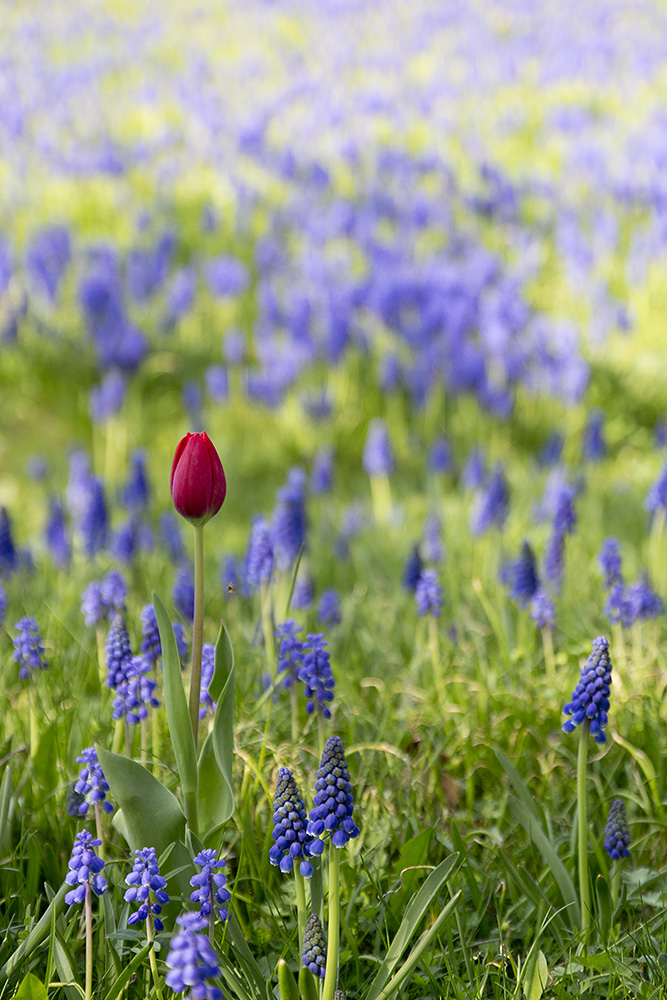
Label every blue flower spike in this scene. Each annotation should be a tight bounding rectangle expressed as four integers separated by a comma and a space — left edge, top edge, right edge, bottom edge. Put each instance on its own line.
165, 911, 223, 1000
562, 636, 613, 744
191, 848, 231, 921
269, 768, 316, 877
124, 846, 170, 932
308, 735, 359, 850
604, 799, 631, 861
302, 912, 327, 979
65, 830, 107, 906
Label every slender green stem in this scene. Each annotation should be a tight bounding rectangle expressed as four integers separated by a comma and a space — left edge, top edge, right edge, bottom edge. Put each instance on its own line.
152, 663, 161, 776
112, 718, 124, 754
189, 524, 205, 752
291, 680, 300, 744
611, 864, 621, 912
295, 869, 307, 951
310, 858, 324, 925
84, 882, 93, 1000
577, 722, 591, 944
322, 842, 340, 1000
124, 721, 132, 759
147, 914, 164, 1000
541, 627, 555, 686
94, 803, 103, 859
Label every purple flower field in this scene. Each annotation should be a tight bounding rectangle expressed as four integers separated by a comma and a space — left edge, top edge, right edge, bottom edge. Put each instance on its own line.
2, 2, 667, 998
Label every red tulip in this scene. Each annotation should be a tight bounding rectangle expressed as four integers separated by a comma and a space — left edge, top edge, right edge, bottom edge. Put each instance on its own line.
170, 432, 226, 526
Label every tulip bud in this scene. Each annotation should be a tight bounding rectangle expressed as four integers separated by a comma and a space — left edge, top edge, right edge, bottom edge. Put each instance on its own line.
170, 432, 226, 526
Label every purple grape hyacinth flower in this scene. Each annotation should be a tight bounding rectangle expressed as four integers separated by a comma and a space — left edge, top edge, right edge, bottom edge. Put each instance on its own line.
105, 613, 133, 689
65, 830, 107, 905
74, 746, 113, 815
415, 569, 443, 617
302, 913, 327, 979
275, 620, 304, 690
562, 636, 613, 744
124, 846, 170, 931
307, 735, 360, 850
298, 634, 335, 718
604, 799, 631, 860
165, 911, 223, 1000
362, 419, 393, 477
13, 617, 49, 680
269, 768, 316, 877
190, 848, 231, 921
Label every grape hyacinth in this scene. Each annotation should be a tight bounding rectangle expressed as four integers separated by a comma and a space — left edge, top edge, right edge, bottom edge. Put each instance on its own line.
45, 498, 70, 567
0, 581, 6, 627
530, 587, 555, 631
81, 570, 127, 627
165, 911, 223, 1000
245, 515, 275, 591
645, 456, 667, 513
403, 544, 423, 593
269, 768, 316, 876
543, 483, 576, 593
562, 636, 613, 744
105, 613, 133, 688
598, 538, 623, 590
272, 467, 308, 570
74, 746, 113, 815
64, 830, 107, 905
308, 735, 360, 849
415, 569, 443, 618
139, 603, 161, 667
12, 616, 49, 679
124, 846, 170, 931
173, 565, 195, 622
292, 569, 315, 610
298, 634, 335, 718
469, 464, 509, 536
318, 589, 341, 627
276, 620, 304, 689
362, 418, 393, 477
604, 799, 631, 860
190, 848, 231, 921
80, 476, 109, 557
507, 541, 539, 608
199, 643, 216, 718
112, 656, 160, 724
0, 506, 18, 576
302, 913, 327, 979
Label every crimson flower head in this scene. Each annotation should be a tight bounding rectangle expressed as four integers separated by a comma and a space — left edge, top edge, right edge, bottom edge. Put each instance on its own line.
170, 432, 226, 527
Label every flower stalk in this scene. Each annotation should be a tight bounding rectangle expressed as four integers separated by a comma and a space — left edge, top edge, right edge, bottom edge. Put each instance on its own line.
189, 523, 205, 750
577, 721, 591, 944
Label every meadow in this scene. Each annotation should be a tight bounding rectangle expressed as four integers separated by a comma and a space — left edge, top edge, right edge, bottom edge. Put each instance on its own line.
2, 1, 667, 997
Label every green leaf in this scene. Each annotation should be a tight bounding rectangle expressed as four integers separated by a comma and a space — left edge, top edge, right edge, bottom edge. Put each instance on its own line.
97, 747, 186, 854
612, 734, 664, 820
494, 748, 546, 827
53, 934, 81, 1000
153, 591, 198, 802
507, 795, 580, 929
523, 949, 548, 1000
0, 764, 14, 855
365, 854, 461, 1000
0, 883, 67, 986
373, 890, 463, 1000
103, 940, 152, 1000
197, 621, 235, 836
278, 959, 300, 1000
14, 973, 49, 1000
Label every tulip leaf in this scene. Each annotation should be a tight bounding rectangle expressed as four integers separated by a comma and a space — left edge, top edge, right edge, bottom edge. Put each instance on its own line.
197, 621, 235, 835
97, 747, 186, 854
14, 973, 48, 1000
153, 590, 198, 805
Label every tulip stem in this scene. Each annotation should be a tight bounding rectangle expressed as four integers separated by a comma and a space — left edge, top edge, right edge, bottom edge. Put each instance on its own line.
189, 524, 205, 751
577, 721, 591, 945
